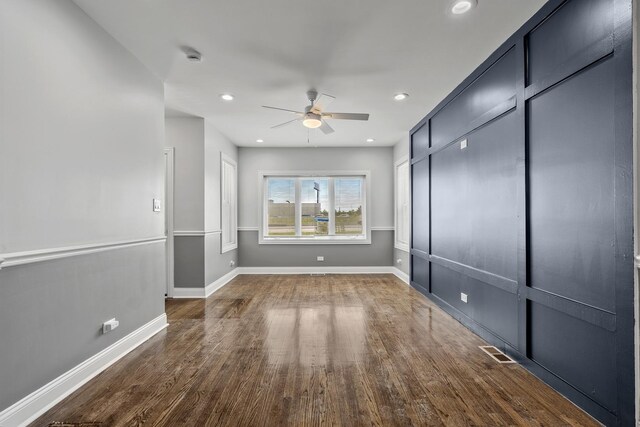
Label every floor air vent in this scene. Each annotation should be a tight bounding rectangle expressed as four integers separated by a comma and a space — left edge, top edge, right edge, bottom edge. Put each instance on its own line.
479, 346, 516, 364
310, 273, 327, 276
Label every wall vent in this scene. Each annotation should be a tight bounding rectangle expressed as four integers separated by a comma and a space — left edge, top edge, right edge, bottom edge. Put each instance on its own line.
479, 346, 516, 364
310, 273, 327, 276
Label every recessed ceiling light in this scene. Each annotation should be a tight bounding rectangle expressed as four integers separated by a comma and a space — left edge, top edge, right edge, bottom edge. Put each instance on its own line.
451, 0, 477, 14
220, 93, 234, 101
366, 138, 375, 143
256, 139, 264, 143
394, 93, 409, 101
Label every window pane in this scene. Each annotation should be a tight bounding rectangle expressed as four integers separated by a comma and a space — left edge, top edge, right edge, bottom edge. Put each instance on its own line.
335, 178, 363, 235
267, 178, 295, 236
300, 178, 329, 236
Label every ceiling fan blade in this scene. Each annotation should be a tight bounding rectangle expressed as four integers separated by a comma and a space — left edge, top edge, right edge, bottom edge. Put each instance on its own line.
323, 112, 370, 121
319, 120, 335, 135
271, 118, 301, 129
312, 93, 335, 112
262, 105, 303, 115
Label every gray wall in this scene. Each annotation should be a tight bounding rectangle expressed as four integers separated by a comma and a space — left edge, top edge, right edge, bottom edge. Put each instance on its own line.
166, 117, 205, 232
165, 118, 238, 288
0, 0, 165, 412
393, 137, 410, 275
238, 147, 394, 228
239, 230, 393, 267
237, 147, 394, 267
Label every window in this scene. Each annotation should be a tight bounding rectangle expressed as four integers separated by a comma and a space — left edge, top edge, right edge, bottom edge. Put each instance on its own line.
395, 158, 410, 251
260, 171, 370, 244
221, 153, 237, 252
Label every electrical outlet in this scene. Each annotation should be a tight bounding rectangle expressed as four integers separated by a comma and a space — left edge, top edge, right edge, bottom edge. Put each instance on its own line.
102, 318, 119, 334
153, 198, 161, 212
317, 256, 324, 262
460, 139, 468, 150
230, 260, 235, 267
460, 292, 468, 303
396, 258, 403, 264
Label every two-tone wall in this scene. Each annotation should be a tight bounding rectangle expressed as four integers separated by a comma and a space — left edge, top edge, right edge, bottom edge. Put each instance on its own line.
165, 117, 238, 291
0, 0, 166, 418
237, 147, 394, 268
410, 0, 634, 424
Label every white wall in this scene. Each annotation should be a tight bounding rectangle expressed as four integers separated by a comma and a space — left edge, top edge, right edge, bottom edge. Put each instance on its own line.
165, 117, 238, 287
205, 121, 238, 233
393, 135, 411, 276
238, 147, 394, 228
0, 0, 164, 254
0, 0, 166, 415
165, 117, 205, 232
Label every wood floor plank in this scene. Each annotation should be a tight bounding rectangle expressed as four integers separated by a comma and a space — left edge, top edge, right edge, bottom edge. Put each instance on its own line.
31, 274, 599, 427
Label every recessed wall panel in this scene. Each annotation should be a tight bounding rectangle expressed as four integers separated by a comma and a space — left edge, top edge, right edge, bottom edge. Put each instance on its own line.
529, 302, 616, 410
431, 111, 518, 281
411, 158, 429, 253
527, 0, 614, 85
528, 57, 616, 312
431, 48, 516, 150
411, 123, 429, 158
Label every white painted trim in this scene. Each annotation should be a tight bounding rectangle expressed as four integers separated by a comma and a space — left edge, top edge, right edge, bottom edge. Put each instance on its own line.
258, 170, 372, 245
237, 267, 409, 283
173, 230, 222, 237
392, 267, 410, 285
0, 313, 168, 427
394, 156, 411, 253
239, 226, 392, 232
172, 268, 240, 298
221, 153, 238, 253
0, 237, 167, 270
165, 147, 176, 298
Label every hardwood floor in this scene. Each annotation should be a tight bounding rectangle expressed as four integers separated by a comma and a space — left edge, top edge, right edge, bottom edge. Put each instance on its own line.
32, 274, 598, 426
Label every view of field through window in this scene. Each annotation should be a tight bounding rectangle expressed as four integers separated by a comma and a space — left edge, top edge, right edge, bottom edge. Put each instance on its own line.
266, 176, 364, 238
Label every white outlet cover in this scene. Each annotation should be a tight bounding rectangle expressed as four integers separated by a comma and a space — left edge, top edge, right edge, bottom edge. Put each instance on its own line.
460, 139, 468, 149
461, 292, 468, 303
153, 198, 161, 212
317, 256, 324, 261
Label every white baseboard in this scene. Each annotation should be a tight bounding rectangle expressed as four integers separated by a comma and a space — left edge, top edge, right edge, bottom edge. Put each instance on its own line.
392, 268, 410, 285
236, 265, 410, 285
173, 268, 239, 299
0, 313, 168, 427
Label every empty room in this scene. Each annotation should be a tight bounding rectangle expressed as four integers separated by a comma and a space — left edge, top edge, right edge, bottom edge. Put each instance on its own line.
0, 0, 638, 426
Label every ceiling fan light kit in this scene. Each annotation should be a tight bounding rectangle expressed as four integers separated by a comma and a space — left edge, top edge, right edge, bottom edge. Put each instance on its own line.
450, 0, 477, 15
262, 90, 370, 135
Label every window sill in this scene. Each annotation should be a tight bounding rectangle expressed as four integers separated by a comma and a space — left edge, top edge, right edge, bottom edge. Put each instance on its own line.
259, 235, 371, 245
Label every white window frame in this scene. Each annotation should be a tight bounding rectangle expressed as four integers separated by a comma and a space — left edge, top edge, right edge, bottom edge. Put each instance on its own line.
394, 157, 410, 252
258, 170, 371, 245
220, 153, 238, 253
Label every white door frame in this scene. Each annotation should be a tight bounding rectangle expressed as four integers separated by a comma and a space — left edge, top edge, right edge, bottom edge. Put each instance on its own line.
164, 148, 175, 298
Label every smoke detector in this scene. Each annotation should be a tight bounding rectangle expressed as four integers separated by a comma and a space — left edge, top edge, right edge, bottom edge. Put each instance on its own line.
183, 47, 202, 62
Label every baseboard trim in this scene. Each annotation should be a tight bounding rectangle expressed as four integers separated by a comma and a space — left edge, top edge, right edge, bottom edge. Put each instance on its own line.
173, 268, 239, 298
0, 313, 168, 427
171, 267, 408, 299
392, 268, 410, 284
237, 266, 409, 284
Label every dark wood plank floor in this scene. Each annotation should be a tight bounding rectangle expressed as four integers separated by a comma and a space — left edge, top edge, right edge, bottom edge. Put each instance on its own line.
32, 274, 598, 426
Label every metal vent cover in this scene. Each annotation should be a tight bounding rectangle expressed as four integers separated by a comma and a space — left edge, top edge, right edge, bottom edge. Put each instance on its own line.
479, 346, 516, 364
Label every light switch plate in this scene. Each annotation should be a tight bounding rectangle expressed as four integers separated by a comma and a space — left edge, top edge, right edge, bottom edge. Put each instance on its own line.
153, 199, 161, 212
461, 292, 468, 303
460, 139, 468, 150
317, 256, 324, 262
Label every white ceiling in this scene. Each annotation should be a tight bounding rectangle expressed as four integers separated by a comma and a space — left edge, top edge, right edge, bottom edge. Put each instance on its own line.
74, 0, 547, 147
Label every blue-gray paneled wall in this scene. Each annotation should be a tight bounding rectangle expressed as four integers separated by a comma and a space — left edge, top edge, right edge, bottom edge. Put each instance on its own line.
409, 0, 633, 425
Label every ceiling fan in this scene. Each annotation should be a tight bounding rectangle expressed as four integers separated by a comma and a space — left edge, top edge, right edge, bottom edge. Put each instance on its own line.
262, 90, 370, 135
